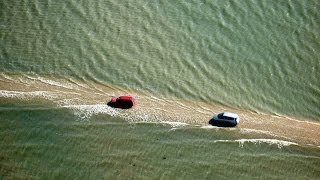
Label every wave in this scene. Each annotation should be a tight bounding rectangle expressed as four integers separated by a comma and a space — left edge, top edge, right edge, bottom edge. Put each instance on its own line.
160, 121, 189, 128
0, 90, 57, 100
213, 139, 298, 149
62, 104, 120, 121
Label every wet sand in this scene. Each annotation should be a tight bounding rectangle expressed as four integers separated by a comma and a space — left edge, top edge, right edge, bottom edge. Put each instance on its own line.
1, 73, 320, 146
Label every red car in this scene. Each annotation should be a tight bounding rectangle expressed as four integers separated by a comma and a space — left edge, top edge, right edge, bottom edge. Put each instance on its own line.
107, 96, 135, 109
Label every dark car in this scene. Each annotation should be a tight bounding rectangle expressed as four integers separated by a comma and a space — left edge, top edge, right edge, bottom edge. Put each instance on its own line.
209, 112, 240, 127
107, 96, 135, 109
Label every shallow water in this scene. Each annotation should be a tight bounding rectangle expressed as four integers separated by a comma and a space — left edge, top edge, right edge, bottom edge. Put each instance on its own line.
1, 0, 320, 179
1, 104, 320, 179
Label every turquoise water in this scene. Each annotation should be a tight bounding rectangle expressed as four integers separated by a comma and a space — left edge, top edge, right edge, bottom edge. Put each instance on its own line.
1, 0, 320, 179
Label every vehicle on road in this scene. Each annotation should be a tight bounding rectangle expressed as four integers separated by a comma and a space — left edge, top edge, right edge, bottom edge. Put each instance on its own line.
209, 112, 240, 127
107, 96, 135, 109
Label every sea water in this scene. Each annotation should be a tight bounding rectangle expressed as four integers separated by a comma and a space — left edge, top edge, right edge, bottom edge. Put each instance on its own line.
1, 0, 320, 179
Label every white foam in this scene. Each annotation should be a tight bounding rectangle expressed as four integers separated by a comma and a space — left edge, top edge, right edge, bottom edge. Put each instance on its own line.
62, 103, 191, 124
62, 104, 120, 121
200, 125, 241, 130
36, 77, 79, 90
123, 111, 158, 122
62, 104, 147, 122
0, 90, 57, 100
0, 73, 16, 81
160, 121, 189, 128
306, 144, 320, 148
240, 128, 278, 137
213, 139, 298, 148
268, 113, 320, 126
201, 125, 220, 129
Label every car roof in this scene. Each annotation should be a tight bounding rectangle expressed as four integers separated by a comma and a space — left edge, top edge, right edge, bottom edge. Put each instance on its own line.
119, 96, 134, 101
223, 112, 239, 118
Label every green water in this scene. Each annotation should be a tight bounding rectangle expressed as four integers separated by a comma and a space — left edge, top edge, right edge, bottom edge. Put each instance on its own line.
1, 104, 319, 179
1, 0, 320, 179
1, 0, 319, 119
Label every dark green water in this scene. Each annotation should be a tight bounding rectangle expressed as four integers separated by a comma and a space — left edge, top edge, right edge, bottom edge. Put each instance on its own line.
1, 0, 320, 179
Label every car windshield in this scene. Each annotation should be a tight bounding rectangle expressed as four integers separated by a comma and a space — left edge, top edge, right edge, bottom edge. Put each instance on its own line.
217, 113, 224, 119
